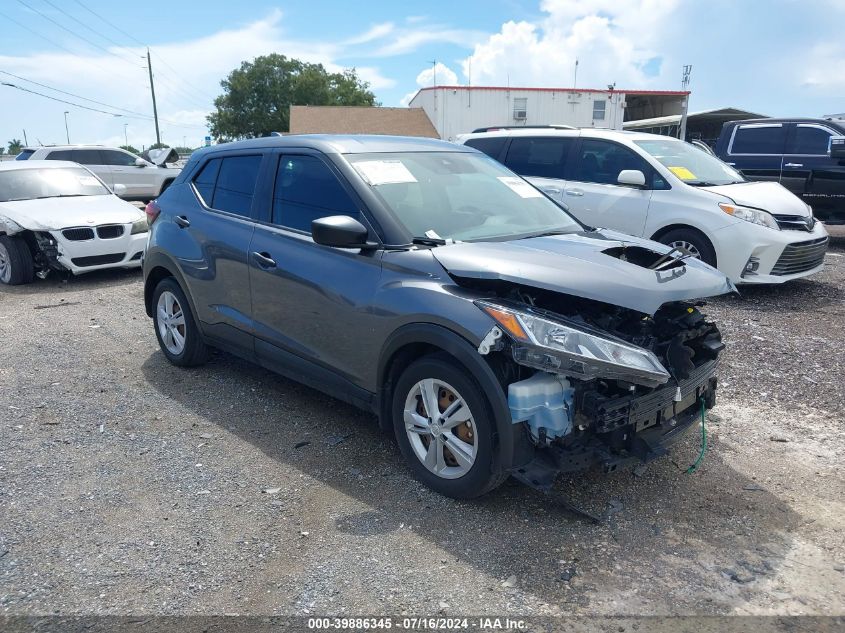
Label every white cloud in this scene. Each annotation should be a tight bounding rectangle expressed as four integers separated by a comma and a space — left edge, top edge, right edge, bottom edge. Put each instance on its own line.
399, 62, 460, 107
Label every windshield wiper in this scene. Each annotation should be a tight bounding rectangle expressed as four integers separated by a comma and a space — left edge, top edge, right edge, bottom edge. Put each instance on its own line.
29, 194, 89, 200
412, 236, 447, 247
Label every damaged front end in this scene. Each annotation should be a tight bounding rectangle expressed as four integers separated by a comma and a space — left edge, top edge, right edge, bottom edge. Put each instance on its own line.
472, 284, 724, 489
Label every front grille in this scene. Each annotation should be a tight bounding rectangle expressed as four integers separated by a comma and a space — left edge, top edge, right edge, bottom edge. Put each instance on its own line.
71, 253, 125, 267
130, 251, 143, 261
96, 224, 124, 239
773, 214, 816, 231
62, 227, 94, 241
771, 237, 829, 276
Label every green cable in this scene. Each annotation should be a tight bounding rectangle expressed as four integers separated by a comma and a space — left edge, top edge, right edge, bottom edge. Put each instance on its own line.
685, 397, 708, 474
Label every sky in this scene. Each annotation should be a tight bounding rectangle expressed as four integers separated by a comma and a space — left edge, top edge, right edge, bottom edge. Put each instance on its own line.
0, 0, 843, 150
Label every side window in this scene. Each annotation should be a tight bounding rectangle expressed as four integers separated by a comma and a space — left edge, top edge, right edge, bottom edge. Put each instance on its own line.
272, 155, 357, 232
101, 150, 137, 166
46, 150, 74, 161
730, 125, 786, 154
72, 149, 104, 165
211, 155, 262, 216
192, 158, 221, 206
788, 126, 833, 155
504, 137, 573, 179
572, 139, 651, 186
463, 136, 507, 160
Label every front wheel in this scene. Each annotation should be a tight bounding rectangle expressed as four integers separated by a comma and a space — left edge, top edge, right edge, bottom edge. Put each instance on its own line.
392, 354, 507, 499
0, 235, 35, 285
658, 228, 717, 267
151, 277, 209, 366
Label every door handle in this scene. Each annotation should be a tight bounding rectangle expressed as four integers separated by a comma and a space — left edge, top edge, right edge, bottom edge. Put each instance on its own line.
174, 215, 190, 228
542, 187, 561, 195
566, 189, 585, 197
252, 251, 276, 269
725, 162, 736, 166
784, 162, 803, 168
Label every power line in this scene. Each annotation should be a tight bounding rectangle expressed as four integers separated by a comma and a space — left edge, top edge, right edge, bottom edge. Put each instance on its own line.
71, 0, 144, 47
41, 0, 141, 62
15, 0, 143, 69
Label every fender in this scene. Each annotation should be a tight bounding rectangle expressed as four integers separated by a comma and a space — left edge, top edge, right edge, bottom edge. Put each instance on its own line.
377, 322, 529, 472
142, 248, 201, 322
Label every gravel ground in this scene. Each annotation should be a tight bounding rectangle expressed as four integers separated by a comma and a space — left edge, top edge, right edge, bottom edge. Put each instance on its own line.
1, 235, 844, 619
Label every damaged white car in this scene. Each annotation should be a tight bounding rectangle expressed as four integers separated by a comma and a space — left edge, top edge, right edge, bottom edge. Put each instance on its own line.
0, 160, 148, 285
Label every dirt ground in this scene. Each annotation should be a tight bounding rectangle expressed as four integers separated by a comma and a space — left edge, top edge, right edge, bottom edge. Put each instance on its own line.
1, 236, 843, 621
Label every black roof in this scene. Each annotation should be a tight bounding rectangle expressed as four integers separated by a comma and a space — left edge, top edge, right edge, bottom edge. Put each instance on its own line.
192, 134, 469, 159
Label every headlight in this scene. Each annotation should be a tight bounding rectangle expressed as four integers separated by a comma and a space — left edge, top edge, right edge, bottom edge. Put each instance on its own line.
130, 217, 149, 234
476, 301, 670, 387
718, 203, 779, 230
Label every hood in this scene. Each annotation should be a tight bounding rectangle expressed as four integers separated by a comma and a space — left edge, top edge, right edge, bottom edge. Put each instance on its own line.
701, 181, 810, 216
432, 230, 736, 315
143, 147, 180, 167
0, 194, 143, 231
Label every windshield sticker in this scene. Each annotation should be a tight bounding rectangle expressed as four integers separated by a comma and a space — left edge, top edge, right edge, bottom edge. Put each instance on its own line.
497, 176, 543, 198
668, 166, 697, 180
353, 160, 417, 186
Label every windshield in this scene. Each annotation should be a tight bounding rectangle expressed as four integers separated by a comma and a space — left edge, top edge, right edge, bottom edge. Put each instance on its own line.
635, 139, 745, 186
0, 167, 110, 202
346, 152, 582, 241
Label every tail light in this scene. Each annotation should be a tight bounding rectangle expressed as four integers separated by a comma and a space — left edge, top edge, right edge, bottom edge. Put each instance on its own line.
145, 200, 161, 225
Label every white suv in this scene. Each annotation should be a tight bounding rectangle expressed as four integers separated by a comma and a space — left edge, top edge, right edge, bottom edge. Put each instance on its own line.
16, 145, 180, 202
458, 128, 829, 284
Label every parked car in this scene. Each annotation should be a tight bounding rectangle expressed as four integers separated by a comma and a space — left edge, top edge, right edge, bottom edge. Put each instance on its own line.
0, 160, 148, 284
458, 128, 829, 284
16, 145, 180, 202
143, 134, 732, 499
714, 118, 845, 225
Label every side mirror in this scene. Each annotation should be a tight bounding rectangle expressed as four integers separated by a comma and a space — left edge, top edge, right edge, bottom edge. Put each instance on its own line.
113, 183, 127, 196
135, 157, 147, 167
830, 136, 845, 159
311, 215, 377, 249
618, 169, 646, 187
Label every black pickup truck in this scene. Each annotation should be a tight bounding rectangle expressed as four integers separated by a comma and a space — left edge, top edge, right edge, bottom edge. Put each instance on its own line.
714, 118, 845, 224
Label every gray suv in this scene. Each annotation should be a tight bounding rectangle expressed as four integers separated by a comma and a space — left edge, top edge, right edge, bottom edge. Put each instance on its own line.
143, 135, 733, 498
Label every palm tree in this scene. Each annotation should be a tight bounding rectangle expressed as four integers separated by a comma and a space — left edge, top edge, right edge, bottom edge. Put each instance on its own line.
7, 139, 23, 155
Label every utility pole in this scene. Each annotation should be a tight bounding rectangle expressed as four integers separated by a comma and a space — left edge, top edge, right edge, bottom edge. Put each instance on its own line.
63, 111, 70, 143
22, 129, 28, 146
147, 48, 161, 145
124, 123, 129, 147
573, 58, 579, 89
679, 64, 692, 141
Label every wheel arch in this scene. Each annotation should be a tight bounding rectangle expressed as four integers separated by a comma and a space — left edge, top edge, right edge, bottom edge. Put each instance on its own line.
377, 322, 525, 471
143, 251, 199, 321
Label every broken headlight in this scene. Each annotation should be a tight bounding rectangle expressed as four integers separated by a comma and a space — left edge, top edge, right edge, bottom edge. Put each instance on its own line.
477, 301, 670, 387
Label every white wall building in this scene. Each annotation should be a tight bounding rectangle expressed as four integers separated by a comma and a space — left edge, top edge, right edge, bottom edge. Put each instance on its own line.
408, 86, 689, 141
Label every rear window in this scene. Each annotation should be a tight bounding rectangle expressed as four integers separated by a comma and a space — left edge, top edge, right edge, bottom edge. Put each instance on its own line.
504, 137, 574, 179
15, 149, 35, 161
463, 136, 507, 160
730, 125, 787, 154
192, 155, 261, 217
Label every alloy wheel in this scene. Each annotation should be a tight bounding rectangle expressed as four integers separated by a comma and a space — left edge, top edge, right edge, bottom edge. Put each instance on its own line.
0, 242, 10, 283
156, 290, 187, 355
668, 239, 702, 260
403, 378, 477, 479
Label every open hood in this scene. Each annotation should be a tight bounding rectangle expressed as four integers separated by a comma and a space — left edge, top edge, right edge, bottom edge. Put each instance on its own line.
701, 181, 810, 216
432, 230, 736, 315
142, 147, 179, 166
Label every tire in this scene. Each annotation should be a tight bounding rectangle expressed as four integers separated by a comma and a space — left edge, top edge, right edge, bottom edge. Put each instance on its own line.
657, 228, 717, 267
0, 235, 35, 285
392, 353, 507, 499
151, 277, 209, 367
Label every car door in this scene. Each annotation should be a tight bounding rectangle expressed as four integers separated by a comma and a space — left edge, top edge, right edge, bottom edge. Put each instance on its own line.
723, 122, 787, 183
248, 151, 382, 392
782, 122, 844, 220
68, 149, 113, 188
562, 138, 653, 236
101, 149, 147, 197
179, 153, 262, 353
500, 136, 576, 201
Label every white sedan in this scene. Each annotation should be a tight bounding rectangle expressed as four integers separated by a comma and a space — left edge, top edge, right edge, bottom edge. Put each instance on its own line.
0, 160, 149, 285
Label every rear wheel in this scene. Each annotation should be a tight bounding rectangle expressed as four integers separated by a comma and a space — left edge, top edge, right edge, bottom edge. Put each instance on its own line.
0, 235, 35, 285
151, 277, 208, 366
392, 354, 507, 498
658, 228, 717, 267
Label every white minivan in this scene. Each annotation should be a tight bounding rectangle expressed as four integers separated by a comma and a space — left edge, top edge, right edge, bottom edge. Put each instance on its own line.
458, 128, 829, 284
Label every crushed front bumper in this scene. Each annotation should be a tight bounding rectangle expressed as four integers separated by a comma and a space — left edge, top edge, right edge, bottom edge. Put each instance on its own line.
510, 360, 718, 490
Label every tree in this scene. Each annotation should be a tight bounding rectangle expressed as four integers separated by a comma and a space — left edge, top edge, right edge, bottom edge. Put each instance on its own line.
207, 54, 376, 140
8, 139, 23, 154
119, 144, 140, 155
147, 142, 170, 151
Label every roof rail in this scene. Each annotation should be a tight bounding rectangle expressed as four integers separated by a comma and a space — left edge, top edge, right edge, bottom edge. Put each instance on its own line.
471, 124, 576, 133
